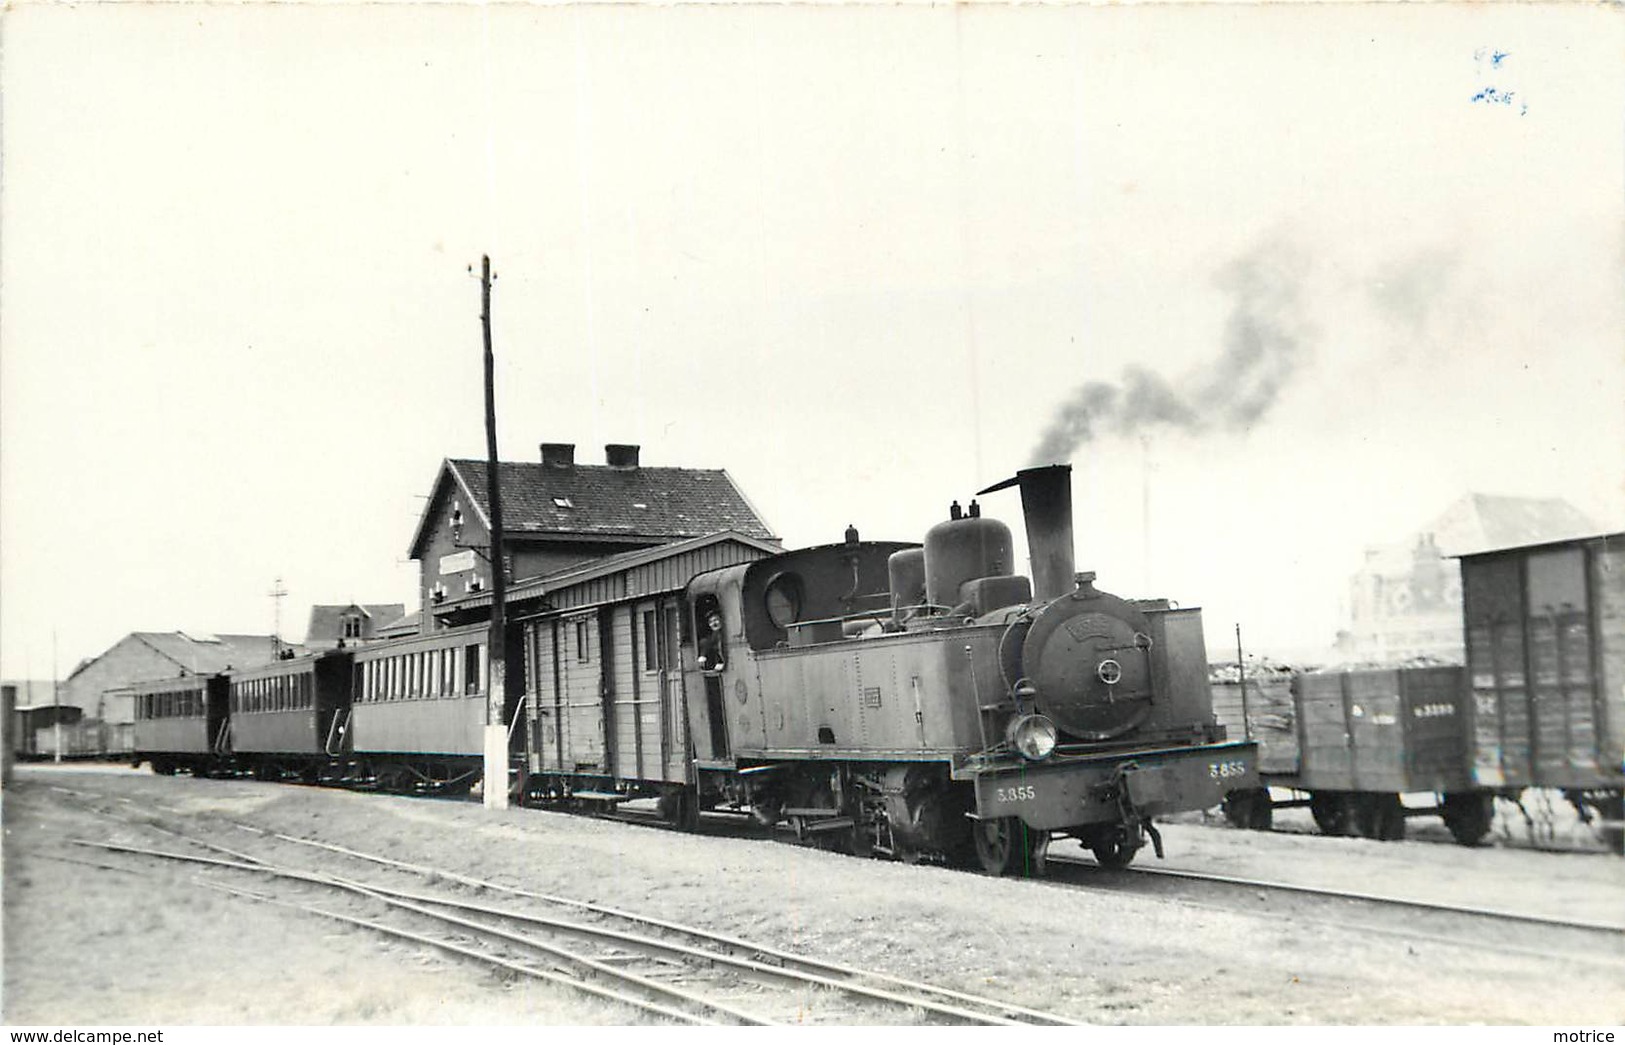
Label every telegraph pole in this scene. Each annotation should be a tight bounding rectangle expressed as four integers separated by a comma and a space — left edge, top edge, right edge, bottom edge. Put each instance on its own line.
268, 577, 288, 659
52, 630, 61, 764
480, 255, 509, 810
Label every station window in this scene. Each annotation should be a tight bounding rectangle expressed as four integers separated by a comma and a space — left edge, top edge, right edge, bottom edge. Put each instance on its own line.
575, 620, 590, 662
343, 615, 363, 640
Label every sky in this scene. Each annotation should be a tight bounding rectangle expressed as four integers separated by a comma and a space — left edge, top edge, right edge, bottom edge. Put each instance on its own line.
3, 1, 1622, 678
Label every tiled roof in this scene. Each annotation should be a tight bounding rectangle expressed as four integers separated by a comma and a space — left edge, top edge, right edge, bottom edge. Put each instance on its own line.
128, 632, 296, 675
446, 530, 785, 613
1356, 493, 1604, 576
1426, 494, 1602, 557
376, 610, 420, 634
305, 603, 407, 640
443, 460, 775, 543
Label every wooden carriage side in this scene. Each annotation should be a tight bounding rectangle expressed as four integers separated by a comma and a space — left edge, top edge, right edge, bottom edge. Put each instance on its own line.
513, 533, 780, 793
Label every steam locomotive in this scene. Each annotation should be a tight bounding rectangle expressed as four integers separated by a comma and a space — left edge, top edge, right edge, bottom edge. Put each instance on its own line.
523, 464, 1254, 877
133, 464, 1259, 876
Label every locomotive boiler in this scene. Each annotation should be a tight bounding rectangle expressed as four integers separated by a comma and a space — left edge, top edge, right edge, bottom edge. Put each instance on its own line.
680, 464, 1258, 874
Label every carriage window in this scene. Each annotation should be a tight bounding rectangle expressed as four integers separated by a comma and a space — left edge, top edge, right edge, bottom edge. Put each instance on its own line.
643, 610, 658, 672
464, 644, 482, 694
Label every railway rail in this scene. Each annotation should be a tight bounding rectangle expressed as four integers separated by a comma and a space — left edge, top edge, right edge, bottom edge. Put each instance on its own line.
52, 786, 1076, 1026
1043, 850, 1625, 967
50, 778, 1625, 949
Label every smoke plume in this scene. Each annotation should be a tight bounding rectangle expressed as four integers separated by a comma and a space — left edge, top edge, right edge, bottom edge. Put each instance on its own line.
1030, 240, 1314, 466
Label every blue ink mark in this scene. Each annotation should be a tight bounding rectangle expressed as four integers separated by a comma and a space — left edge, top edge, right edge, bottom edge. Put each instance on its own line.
1471, 86, 1528, 116
1471, 48, 1527, 115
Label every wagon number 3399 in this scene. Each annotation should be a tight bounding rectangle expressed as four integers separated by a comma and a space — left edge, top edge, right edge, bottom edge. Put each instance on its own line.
1209, 760, 1248, 780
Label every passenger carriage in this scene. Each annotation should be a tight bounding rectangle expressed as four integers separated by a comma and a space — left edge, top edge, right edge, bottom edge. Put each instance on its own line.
131, 673, 230, 776
347, 624, 492, 793
228, 652, 352, 780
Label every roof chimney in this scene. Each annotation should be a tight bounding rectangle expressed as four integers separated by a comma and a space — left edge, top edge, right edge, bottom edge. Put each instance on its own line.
605, 444, 640, 469
540, 443, 575, 469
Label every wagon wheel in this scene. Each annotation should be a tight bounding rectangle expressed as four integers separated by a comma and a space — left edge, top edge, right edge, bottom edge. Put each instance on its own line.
1309, 793, 1355, 836
657, 787, 701, 832
1585, 791, 1623, 855
1222, 788, 1273, 831
972, 817, 1047, 877
152, 759, 176, 777
1089, 828, 1144, 870
1440, 791, 1494, 847
1354, 792, 1407, 841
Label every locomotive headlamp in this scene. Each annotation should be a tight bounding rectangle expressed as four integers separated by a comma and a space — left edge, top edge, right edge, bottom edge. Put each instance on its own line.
1006, 713, 1059, 761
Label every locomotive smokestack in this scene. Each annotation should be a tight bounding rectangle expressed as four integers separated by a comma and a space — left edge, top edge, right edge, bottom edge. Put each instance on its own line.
977, 464, 1076, 601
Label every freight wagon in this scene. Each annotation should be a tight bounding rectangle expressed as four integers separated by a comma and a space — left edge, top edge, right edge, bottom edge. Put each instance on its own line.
1458, 531, 1624, 851
1214, 665, 1494, 844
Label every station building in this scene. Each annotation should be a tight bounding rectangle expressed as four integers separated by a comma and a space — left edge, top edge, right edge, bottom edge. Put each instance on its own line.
406, 442, 778, 634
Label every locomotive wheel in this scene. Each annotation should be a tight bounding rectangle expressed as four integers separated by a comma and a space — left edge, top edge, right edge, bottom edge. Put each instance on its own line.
1354, 792, 1407, 841
972, 817, 1047, 877
1440, 792, 1494, 847
1222, 788, 1273, 831
1309, 793, 1354, 836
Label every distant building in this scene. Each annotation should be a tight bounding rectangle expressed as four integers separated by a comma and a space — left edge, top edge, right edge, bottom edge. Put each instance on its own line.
59, 631, 297, 727
304, 603, 407, 649
1335, 493, 1601, 664
374, 610, 420, 640
0, 679, 61, 709
407, 442, 778, 632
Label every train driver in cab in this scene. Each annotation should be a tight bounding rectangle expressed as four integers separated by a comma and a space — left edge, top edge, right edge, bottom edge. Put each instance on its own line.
697, 611, 727, 674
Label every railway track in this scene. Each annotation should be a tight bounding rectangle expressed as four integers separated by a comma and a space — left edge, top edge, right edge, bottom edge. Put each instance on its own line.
48, 785, 1076, 1026
1043, 848, 1625, 966
52, 778, 1624, 945
40, 775, 1625, 996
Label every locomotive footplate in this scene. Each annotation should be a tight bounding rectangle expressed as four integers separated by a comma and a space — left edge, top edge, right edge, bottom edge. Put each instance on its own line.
970, 740, 1258, 831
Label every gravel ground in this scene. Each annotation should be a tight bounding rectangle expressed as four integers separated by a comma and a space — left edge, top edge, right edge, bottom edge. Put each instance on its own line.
4, 763, 1622, 1026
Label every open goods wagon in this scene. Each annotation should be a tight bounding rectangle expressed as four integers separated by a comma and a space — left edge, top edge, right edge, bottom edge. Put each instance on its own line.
1214, 665, 1493, 844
